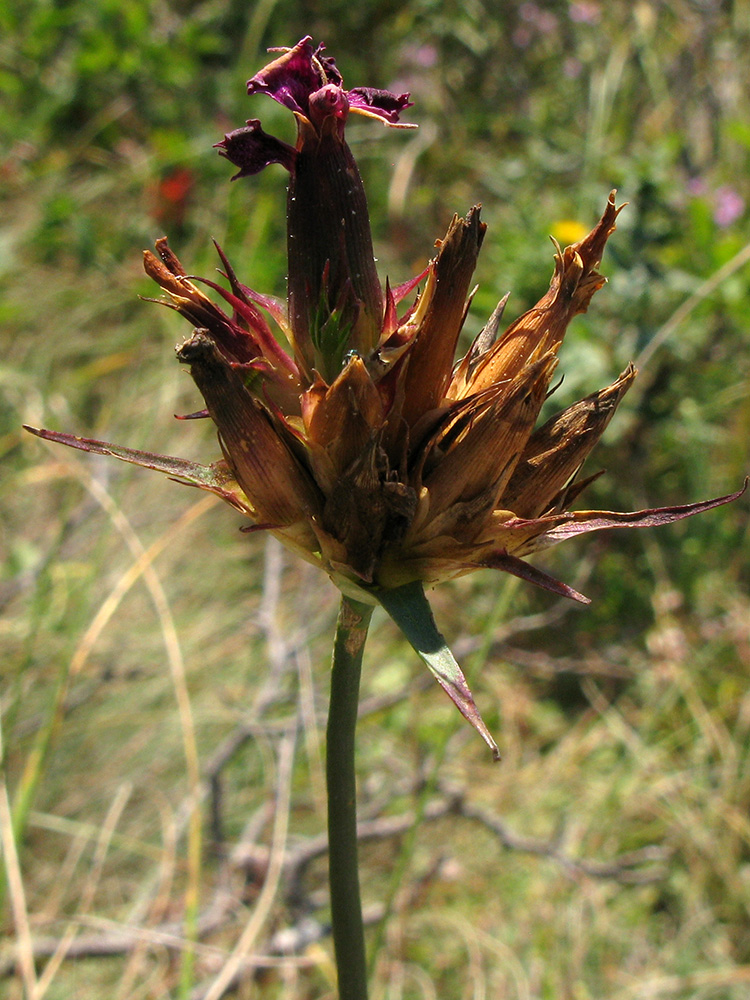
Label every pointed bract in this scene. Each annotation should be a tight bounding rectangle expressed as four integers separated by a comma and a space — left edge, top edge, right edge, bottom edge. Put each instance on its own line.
401, 207, 486, 425
378, 581, 501, 759
503, 364, 637, 517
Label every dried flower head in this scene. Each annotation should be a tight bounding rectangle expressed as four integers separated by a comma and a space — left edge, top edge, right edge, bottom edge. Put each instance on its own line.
26, 37, 745, 755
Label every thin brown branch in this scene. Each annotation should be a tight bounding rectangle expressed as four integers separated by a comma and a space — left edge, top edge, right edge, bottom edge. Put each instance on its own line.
1, 783, 668, 983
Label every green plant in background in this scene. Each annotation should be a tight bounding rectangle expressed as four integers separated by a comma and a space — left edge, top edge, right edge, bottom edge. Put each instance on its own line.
22, 36, 746, 998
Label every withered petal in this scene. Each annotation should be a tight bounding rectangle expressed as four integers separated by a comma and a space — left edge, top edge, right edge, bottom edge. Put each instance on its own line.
302, 355, 383, 459
144, 244, 261, 365
176, 331, 321, 526
450, 292, 510, 397
190, 273, 300, 389
476, 551, 590, 604
400, 207, 486, 425
421, 353, 558, 516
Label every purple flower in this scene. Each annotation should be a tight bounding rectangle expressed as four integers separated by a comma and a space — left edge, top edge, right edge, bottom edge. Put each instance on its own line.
713, 185, 745, 228
569, 1, 601, 24
215, 38, 414, 382
241, 37, 412, 125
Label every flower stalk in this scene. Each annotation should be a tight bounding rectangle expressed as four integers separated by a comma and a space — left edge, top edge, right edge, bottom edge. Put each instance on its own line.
327, 596, 373, 1000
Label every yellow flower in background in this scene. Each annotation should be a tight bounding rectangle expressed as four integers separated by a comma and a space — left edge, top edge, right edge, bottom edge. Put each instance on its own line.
551, 218, 590, 246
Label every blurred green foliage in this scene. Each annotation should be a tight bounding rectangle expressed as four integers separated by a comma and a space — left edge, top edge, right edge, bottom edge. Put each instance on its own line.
2, 1, 750, 997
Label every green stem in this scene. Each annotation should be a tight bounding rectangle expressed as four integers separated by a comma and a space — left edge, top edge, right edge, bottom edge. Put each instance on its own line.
327, 595, 373, 1000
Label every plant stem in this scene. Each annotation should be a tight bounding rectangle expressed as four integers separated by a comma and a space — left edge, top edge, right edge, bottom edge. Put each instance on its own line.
327, 595, 373, 1000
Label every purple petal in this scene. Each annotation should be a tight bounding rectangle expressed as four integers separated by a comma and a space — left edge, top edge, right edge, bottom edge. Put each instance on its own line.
316, 47, 343, 87
246, 36, 321, 115
214, 120, 296, 179
347, 86, 414, 125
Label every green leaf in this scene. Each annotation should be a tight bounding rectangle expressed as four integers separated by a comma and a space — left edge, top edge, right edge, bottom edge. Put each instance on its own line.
377, 580, 500, 761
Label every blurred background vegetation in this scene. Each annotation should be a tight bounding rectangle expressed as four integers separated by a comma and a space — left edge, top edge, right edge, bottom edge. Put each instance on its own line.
2, 0, 750, 997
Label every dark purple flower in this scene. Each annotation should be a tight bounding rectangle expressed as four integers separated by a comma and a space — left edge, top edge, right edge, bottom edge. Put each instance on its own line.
215, 37, 414, 382
241, 36, 412, 130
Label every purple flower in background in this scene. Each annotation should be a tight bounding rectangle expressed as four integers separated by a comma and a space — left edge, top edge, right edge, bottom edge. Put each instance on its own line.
686, 176, 708, 197
520, 2, 559, 33
569, 1, 601, 24
713, 186, 745, 228
687, 178, 745, 228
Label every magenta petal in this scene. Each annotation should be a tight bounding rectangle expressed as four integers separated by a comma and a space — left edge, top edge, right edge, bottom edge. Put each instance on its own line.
391, 264, 430, 305
211, 240, 290, 336
214, 120, 296, 179
382, 278, 398, 338
246, 36, 320, 114
192, 275, 273, 338
480, 551, 591, 604
539, 481, 748, 545
234, 285, 289, 336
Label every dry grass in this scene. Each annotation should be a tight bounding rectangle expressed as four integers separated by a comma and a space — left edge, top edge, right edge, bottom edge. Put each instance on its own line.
4, 485, 750, 998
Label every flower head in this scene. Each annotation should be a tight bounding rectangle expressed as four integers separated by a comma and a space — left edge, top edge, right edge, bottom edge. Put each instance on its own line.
215, 36, 414, 383
26, 39, 745, 756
